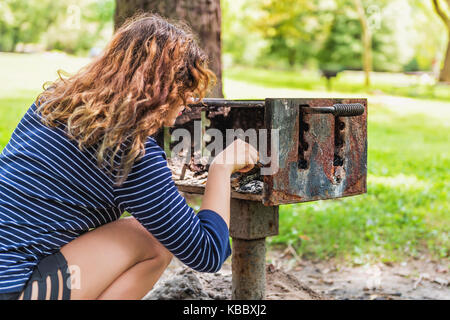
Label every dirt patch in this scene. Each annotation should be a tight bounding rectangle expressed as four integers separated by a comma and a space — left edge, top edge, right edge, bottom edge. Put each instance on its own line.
143, 250, 449, 300
144, 258, 325, 300
265, 264, 326, 300
266, 249, 449, 300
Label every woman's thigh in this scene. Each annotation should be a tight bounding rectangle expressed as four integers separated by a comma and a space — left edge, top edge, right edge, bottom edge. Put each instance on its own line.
58, 216, 169, 299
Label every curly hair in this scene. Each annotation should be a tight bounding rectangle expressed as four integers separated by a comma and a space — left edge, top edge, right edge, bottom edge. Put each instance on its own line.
35, 12, 217, 187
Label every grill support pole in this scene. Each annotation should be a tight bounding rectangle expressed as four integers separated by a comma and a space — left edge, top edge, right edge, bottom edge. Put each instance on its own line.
229, 199, 279, 300
232, 237, 266, 299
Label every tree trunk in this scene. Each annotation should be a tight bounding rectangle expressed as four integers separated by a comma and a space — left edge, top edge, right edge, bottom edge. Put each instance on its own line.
431, 0, 450, 83
11, 27, 20, 52
441, 32, 450, 82
354, 0, 372, 88
114, 0, 223, 98
287, 47, 297, 67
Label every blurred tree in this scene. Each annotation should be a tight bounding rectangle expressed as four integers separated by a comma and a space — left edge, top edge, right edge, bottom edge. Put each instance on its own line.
403, 57, 420, 72
353, 0, 372, 87
317, 1, 401, 73
221, 0, 267, 67
432, 0, 450, 82
114, 0, 223, 98
253, 0, 329, 68
254, 0, 404, 75
0, 0, 64, 51
317, 7, 361, 72
408, 0, 445, 71
41, 0, 115, 55
0, 0, 114, 54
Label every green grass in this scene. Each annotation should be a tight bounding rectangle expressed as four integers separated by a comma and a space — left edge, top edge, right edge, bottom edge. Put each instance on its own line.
0, 52, 90, 149
224, 66, 450, 102
1, 52, 449, 264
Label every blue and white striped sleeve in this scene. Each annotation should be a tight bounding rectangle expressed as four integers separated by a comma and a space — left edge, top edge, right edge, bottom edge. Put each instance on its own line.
112, 137, 231, 273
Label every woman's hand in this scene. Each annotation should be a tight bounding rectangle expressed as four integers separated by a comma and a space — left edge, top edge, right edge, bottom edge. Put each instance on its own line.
200, 139, 259, 228
210, 139, 259, 175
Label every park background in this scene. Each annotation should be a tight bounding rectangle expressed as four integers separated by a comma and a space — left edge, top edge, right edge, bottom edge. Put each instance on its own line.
0, 0, 448, 281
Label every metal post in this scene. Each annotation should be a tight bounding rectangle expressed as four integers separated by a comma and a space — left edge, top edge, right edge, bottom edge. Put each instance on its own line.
232, 238, 266, 300
229, 199, 279, 300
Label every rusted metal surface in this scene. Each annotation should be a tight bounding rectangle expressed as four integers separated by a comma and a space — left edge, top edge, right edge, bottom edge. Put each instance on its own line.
162, 98, 367, 301
175, 99, 264, 125
189, 98, 265, 109
229, 199, 278, 300
263, 98, 367, 206
164, 98, 367, 206
232, 238, 267, 300
230, 199, 279, 240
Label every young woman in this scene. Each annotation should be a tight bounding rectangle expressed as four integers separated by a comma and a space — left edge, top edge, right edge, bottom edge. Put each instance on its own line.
0, 13, 258, 300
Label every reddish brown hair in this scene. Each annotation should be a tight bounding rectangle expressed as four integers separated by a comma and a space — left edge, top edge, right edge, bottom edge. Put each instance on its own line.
35, 13, 216, 186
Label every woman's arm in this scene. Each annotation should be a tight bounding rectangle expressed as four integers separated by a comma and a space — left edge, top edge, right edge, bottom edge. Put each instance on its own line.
199, 139, 259, 228
113, 138, 229, 273
112, 137, 258, 273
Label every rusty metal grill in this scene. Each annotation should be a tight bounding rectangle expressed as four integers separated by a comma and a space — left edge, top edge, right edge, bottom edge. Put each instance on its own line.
159, 97, 367, 205
157, 97, 367, 300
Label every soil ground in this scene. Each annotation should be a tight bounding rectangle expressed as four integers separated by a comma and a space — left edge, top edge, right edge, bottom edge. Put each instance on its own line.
144, 249, 449, 300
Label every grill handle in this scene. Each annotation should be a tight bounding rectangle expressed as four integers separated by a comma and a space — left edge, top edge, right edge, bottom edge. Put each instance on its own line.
303, 103, 365, 117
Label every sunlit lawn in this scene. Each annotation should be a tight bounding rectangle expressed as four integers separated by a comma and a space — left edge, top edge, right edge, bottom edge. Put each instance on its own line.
225, 66, 450, 102
0, 52, 90, 149
1, 52, 448, 263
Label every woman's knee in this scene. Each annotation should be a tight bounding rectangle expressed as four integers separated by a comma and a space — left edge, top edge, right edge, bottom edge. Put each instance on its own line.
156, 247, 173, 268
146, 239, 173, 271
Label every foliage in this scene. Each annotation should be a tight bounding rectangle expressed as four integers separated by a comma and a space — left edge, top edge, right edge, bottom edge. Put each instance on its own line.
0, 0, 65, 51
403, 57, 420, 72
41, 0, 114, 55
317, 0, 405, 72
0, 0, 447, 73
0, 0, 114, 55
317, 5, 362, 72
252, 0, 328, 68
221, 0, 268, 67
221, 0, 447, 73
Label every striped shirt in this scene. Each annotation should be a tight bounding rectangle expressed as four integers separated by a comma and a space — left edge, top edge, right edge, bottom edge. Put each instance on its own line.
0, 102, 231, 294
